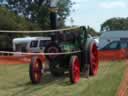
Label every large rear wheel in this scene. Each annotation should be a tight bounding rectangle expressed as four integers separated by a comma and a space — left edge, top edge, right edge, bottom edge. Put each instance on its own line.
89, 42, 98, 76
29, 56, 43, 84
69, 55, 80, 84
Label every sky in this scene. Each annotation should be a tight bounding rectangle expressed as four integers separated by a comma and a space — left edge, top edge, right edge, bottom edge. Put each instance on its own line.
66, 0, 128, 32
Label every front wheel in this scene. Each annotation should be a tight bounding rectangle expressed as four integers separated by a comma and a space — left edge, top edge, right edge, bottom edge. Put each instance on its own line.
29, 56, 43, 84
69, 55, 80, 84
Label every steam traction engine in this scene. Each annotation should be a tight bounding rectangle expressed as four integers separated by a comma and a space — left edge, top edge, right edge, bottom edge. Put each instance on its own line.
29, 0, 98, 84
29, 26, 99, 84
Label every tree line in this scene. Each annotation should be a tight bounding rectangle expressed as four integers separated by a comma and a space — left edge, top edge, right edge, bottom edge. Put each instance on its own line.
101, 17, 128, 32
0, 0, 73, 50
1, 0, 126, 50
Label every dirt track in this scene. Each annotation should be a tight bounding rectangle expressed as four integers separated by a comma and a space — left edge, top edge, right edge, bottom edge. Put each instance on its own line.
117, 60, 128, 96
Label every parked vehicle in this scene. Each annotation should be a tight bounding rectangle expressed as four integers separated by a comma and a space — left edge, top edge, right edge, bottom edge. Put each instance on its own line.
13, 37, 51, 53
99, 31, 128, 49
99, 31, 128, 60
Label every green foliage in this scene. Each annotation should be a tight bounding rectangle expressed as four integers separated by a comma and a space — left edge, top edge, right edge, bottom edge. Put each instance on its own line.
0, 7, 41, 50
0, 7, 17, 30
0, 0, 73, 50
101, 17, 128, 32
86, 26, 99, 36
0, 7, 40, 30
6, 0, 72, 29
57, 0, 72, 27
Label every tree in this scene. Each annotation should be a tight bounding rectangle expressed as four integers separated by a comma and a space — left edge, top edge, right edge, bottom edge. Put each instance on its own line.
101, 17, 128, 32
0, 7, 40, 30
0, 7, 41, 51
6, 0, 72, 29
57, 0, 72, 27
86, 26, 99, 36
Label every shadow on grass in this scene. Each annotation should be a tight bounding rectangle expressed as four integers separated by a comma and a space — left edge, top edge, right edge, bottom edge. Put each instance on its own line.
0, 68, 89, 96
9, 72, 73, 96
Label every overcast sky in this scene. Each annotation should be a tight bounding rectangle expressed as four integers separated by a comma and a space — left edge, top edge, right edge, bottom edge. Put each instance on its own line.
66, 0, 128, 31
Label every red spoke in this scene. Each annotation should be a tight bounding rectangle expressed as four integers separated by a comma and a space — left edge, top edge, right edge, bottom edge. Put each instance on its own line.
73, 57, 80, 83
33, 61, 42, 82
70, 56, 80, 84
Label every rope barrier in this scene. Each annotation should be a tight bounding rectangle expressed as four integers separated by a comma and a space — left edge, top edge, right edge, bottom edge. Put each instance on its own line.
0, 26, 82, 56
0, 50, 81, 56
0, 27, 80, 33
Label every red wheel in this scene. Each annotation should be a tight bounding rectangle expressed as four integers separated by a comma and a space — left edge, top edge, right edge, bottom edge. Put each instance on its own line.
29, 56, 42, 84
69, 56, 80, 84
89, 42, 99, 76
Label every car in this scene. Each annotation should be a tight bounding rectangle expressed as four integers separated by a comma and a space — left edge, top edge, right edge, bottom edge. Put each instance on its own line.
99, 30, 128, 49
13, 37, 51, 53
99, 39, 128, 60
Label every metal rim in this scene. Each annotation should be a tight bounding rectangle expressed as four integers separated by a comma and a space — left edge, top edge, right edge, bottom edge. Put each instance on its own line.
47, 46, 59, 59
90, 43, 98, 75
70, 56, 80, 83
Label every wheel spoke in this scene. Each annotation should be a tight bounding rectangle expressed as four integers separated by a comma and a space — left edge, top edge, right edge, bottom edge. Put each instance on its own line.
70, 56, 80, 84
73, 58, 80, 82
34, 73, 39, 81
29, 56, 43, 84
33, 61, 42, 82
33, 63, 40, 72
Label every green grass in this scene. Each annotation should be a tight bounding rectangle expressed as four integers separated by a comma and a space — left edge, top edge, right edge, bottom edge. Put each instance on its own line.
0, 61, 126, 96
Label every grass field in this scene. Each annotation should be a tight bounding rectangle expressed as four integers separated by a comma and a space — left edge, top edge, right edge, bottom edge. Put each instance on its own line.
0, 61, 126, 96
